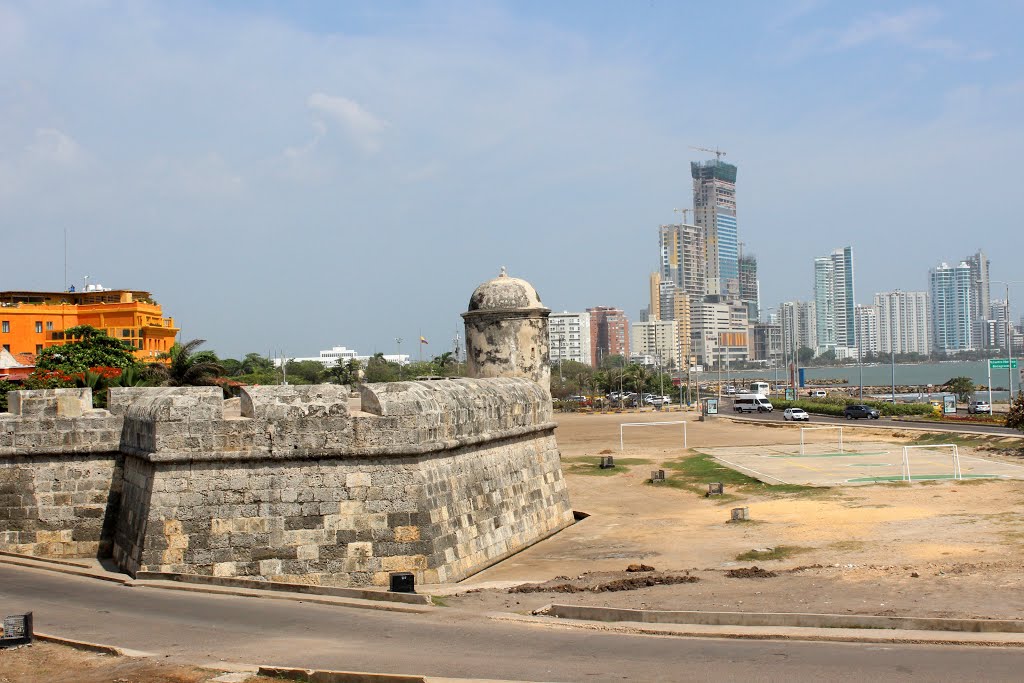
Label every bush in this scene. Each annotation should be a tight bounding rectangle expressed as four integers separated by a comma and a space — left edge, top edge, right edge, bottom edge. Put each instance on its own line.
771, 397, 934, 417
0, 379, 18, 412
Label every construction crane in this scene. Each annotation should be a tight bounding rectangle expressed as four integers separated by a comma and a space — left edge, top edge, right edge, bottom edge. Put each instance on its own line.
690, 145, 727, 161
673, 207, 691, 224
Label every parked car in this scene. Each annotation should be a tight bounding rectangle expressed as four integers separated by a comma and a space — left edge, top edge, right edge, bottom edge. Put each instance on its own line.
783, 408, 809, 421
725, 386, 737, 395
650, 395, 673, 407
810, 390, 827, 399
844, 404, 880, 420
967, 400, 992, 415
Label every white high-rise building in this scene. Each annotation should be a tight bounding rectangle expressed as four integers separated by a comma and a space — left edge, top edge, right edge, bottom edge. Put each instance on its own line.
966, 250, 991, 344
991, 300, 1011, 351
875, 291, 929, 355
813, 247, 856, 354
780, 301, 817, 357
854, 305, 878, 356
548, 312, 592, 366
929, 262, 974, 353
631, 319, 679, 368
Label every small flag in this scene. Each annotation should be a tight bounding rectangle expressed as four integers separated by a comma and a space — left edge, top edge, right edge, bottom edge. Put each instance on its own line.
420, 336, 429, 344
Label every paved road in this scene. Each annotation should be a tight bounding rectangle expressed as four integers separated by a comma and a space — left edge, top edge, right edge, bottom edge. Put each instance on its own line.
3, 565, 1024, 682
726, 402, 1021, 436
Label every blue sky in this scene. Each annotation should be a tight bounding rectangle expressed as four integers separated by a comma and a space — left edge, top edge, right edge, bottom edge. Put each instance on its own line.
2, 1, 1022, 358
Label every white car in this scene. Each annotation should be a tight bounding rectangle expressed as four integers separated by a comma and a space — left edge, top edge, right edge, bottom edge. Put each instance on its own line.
783, 408, 809, 421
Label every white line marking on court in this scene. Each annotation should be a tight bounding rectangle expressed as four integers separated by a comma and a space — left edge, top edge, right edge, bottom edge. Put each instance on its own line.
959, 454, 1024, 471
711, 455, 792, 485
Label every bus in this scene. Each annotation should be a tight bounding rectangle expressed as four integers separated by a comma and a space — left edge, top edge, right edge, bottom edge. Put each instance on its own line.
749, 381, 770, 396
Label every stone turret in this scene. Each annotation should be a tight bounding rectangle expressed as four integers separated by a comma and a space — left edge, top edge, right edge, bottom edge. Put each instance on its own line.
462, 268, 551, 391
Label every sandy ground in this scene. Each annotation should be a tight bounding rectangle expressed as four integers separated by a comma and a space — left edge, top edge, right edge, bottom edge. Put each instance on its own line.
442, 409, 1024, 620
0, 641, 274, 683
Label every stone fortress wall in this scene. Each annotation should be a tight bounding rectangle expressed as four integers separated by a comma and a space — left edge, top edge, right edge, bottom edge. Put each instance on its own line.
0, 271, 574, 587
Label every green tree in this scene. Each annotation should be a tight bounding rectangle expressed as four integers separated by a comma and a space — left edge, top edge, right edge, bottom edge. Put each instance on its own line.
364, 353, 401, 383
797, 346, 815, 364
241, 353, 275, 375
285, 360, 325, 384
328, 358, 362, 386
943, 376, 976, 403
1007, 391, 1024, 432
35, 325, 138, 374
151, 339, 226, 387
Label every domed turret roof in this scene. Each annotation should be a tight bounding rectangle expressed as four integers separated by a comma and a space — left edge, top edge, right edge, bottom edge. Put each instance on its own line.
467, 267, 546, 312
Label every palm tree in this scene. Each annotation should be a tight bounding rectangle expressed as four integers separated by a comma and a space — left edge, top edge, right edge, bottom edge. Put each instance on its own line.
151, 339, 226, 387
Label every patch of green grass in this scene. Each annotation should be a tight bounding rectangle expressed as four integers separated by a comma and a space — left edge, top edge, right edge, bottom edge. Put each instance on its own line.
564, 456, 654, 477
735, 545, 812, 562
658, 451, 827, 498
564, 463, 623, 476
430, 596, 449, 607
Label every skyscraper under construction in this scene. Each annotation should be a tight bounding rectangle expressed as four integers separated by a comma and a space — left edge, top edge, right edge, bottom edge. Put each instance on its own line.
691, 159, 738, 297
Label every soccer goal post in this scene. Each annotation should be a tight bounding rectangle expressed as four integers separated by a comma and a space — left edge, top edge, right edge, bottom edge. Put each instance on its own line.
799, 425, 843, 455
901, 444, 962, 482
620, 421, 687, 451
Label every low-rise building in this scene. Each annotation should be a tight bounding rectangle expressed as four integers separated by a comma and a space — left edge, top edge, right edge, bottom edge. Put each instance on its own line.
0, 288, 178, 362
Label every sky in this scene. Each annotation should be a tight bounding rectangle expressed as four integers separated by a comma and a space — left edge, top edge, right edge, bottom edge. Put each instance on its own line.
2, 0, 1022, 359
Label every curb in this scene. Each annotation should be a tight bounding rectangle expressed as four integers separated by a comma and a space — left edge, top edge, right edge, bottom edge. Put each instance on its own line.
131, 580, 434, 614
134, 571, 431, 605
537, 603, 1024, 634
0, 555, 131, 585
258, 666, 525, 682
490, 612, 1024, 648
34, 632, 152, 657
0, 555, 433, 613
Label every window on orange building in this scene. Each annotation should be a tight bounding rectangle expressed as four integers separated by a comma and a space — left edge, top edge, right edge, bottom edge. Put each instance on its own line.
46, 321, 54, 331
1, 321, 8, 333
36, 345, 43, 354
122, 329, 132, 338
35, 321, 42, 333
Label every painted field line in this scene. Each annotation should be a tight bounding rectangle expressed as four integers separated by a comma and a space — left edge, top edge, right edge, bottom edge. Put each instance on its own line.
711, 455, 792, 485
958, 454, 1024, 471
767, 451, 889, 459
847, 474, 1002, 483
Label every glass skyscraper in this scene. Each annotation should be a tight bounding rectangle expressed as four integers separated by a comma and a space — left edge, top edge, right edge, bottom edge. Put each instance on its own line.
691, 160, 738, 297
929, 261, 974, 352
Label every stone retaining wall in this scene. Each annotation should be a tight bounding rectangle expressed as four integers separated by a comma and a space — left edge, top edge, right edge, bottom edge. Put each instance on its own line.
2, 380, 573, 586
0, 388, 124, 557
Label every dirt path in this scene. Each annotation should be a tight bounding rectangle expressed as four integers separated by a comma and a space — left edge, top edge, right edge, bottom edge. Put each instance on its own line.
442, 411, 1024, 620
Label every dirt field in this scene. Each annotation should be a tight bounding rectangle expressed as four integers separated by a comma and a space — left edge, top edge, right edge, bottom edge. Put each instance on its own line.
442, 410, 1024, 620
0, 641, 274, 683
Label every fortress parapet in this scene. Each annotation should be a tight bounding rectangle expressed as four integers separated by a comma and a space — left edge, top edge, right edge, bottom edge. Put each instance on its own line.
1, 271, 573, 587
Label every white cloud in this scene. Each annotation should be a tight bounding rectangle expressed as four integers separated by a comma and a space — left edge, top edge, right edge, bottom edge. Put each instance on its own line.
837, 8, 941, 48
834, 8, 992, 61
307, 92, 387, 153
27, 128, 83, 166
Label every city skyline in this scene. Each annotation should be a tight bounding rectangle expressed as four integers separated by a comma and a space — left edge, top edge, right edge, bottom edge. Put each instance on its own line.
2, 2, 1022, 357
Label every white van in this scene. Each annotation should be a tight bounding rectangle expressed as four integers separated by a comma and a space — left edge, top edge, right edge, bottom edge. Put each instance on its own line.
749, 382, 770, 396
733, 393, 774, 413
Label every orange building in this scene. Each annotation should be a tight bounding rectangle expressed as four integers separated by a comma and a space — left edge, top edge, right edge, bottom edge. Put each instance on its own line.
0, 289, 179, 362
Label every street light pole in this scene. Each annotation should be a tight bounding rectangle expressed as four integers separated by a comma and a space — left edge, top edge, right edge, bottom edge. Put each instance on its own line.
990, 280, 1022, 401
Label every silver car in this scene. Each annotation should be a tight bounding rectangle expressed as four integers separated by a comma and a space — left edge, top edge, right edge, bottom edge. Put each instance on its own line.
783, 408, 809, 421
967, 400, 992, 415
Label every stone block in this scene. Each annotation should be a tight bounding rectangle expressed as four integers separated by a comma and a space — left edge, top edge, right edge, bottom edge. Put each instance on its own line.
212, 561, 237, 577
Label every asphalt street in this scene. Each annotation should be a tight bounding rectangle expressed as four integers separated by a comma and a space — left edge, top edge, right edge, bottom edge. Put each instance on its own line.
3, 564, 1024, 682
